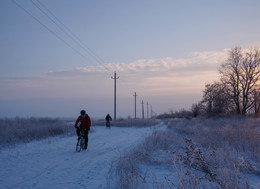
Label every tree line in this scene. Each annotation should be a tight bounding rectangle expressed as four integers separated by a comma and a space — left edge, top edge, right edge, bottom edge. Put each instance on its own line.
156, 47, 260, 119
192, 47, 260, 117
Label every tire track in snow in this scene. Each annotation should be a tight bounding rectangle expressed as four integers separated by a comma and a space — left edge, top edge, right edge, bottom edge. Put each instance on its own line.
0, 125, 165, 189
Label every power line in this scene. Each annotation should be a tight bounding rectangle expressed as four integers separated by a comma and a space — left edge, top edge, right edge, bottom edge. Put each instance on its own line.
11, 0, 111, 76
11, 0, 92, 62
11, 0, 145, 119
32, 0, 111, 75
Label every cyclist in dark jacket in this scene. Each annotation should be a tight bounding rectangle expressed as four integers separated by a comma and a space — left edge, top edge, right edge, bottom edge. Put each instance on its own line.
75, 110, 91, 149
105, 114, 112, 128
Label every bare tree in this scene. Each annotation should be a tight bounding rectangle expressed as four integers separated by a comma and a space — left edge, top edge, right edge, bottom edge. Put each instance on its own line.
240, 48, 260, 114
191, 102, 203, 117
252, 87, 260, 116
219, 47, 260, 115
220, 47, 243, 114
202, 83, 215, 114
201, 82, 231, 116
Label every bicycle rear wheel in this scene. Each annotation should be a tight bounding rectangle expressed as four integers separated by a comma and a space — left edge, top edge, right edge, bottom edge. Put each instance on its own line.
106, 121, 110, 128
80, 136, 85, 150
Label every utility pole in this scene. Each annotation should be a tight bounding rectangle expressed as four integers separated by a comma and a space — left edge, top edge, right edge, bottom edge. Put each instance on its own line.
141, 100, 144, 119
146, 102, 149, 119
151, 105, 153, 119
133, 92, 137, 119
111, 71, 119, 120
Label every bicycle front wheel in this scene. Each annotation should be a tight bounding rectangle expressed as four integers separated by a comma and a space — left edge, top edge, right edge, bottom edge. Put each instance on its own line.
76, 137, 82, 152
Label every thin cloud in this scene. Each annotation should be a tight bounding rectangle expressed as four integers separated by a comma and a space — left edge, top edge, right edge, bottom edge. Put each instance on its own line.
0, 49, 229, 101
47, 50, 227, 77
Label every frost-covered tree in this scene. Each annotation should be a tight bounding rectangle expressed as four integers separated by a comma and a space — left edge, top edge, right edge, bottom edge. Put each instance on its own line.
201, 82, 232, 116
252, 87, 260, 116
191, 102, 203, 117
219, 47, 260, 115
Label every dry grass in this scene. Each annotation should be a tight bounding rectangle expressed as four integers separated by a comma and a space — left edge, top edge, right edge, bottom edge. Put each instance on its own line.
0, 117, 73, 148
92, 118, 161, 127
0, 117, 160, 149
111, 117, 260, 189
169, 118, 260, 161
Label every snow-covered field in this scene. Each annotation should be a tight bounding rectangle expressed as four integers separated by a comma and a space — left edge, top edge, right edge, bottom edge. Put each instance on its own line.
0, 124, 165, 189
1, 119, 260, 189
109, 118, 260, 189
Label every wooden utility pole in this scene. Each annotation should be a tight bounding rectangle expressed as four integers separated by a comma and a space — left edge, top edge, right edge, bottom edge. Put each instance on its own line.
151, 105, 153, 119
133, 92, 137, 119
141, 100, 144, 119
111, 71, 119, 120
146, 102, 149, 119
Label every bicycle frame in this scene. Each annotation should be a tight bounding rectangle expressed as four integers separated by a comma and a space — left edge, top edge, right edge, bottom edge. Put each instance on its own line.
76, 129, 85, 152
106, 120, 111, 128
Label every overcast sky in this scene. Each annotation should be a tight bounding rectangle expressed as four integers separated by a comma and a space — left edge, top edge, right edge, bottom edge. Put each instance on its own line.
1, 0, 260, 118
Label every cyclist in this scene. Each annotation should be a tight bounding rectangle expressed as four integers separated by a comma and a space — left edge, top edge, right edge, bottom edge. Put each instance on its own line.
75, 110, 91, 150
105, 114, 112, 128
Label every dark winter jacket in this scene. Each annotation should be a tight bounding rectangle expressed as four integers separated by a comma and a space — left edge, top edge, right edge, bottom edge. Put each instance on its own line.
105, 114, 112, 121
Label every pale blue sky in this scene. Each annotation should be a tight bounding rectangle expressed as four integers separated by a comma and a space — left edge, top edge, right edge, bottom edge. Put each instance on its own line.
0, 0, 260, 118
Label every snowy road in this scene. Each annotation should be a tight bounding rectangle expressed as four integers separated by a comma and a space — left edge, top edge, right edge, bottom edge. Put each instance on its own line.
0, 125, 163, 189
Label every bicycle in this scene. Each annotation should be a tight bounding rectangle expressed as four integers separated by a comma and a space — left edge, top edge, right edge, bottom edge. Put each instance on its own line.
76, 128, 85, 152
106, 120, 111, 128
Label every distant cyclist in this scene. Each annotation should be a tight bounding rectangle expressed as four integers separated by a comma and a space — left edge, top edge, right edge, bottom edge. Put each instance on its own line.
105, 114, 112, 128
75, 110, 91, 150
